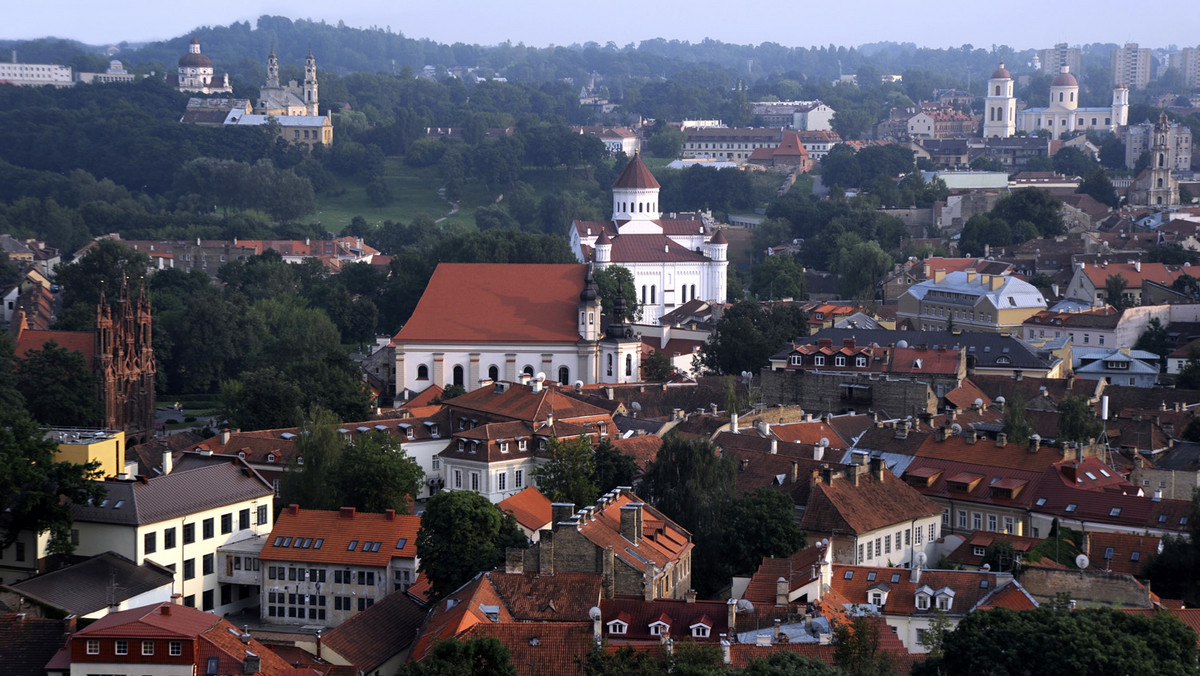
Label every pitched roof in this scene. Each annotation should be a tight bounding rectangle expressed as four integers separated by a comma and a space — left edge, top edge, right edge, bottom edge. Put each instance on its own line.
410, 573, 512, 662
320, 588, 426, 672
574, 490, 693, 576
460, 622, 595, 676
14, 329, 95, 364
393, 264, 587, 344
743, 545, 826, 606
487, 571, 602, 621
831, 565, 1002, 616
76, 601, 223, 639
0, 614, 70, 676
611, 435, 662, 469
1086, 531, 1160, 576
8, 552, 174, 617
599, 596, 730, 642
607, 234, 710, 263
612, 152, 659, 190
260, 506, 419, 566
69, 457, 273, 526
801, 469, 942, 536
447, 383, 613, 425
498, 487, 554, 533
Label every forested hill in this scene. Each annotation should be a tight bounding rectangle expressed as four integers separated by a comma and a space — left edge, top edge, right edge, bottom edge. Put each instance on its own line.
2, 16, 1128, 87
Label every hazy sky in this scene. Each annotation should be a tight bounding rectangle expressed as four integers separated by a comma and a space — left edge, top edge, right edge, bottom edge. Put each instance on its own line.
6, 0, 1197, 50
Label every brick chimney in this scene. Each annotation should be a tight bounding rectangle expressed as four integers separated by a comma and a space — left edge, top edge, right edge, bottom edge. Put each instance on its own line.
620, 504, 643, 543
505, 547, 524, 574
775, 577, 788, 607
385, 509, 396, 521
870, 456, 886, 482
996, 433, 1007, 448
288, 504, 300, 516
339, 507, 356, 519
727, 598, 737, 632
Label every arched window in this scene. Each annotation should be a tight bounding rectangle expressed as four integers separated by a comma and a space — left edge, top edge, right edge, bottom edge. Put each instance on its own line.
1159, 153, 1166, 167
691, 284, 697, 299
453, 365, 464, 387
638, 202, 643, 213
522, 365, 534, 377
488, 365, 499, 381
651, 285, 656, 304
1157, 178, 1164, 188
588, 311, 595, 325
607, 354, 613, 376
558, 366, 569, 385
641, 285, 647, 304
1059, 92, 1064, 102
625, 354, 633, 377
417, 364, 429, 380
994, 85, 1000, 96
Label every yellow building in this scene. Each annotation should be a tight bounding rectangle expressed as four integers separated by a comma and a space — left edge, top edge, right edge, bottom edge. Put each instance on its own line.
51, 428, 127, 478
897, 269, 1047, 334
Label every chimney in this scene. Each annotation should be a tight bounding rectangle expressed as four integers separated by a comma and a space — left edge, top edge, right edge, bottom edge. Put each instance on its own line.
819, 465, 834, 485
770, 439, 778, 454
870, 456, 886, 482
539, 530, 555, 575
996, 433, 1007, 448
339, 507, 356, 519
848, 466, 860, 486
727, 598, 737, 633
620, 504, 644, 543
288, 504, 300, 516
1164, 422, 1176, 439
910, 562, 922, 584
642, 566, 655, 601
162, 450, 173, 475
1062, 463, 1078, 483
773, 619, 783, 642
592, 608, 603, 640
685, 589, 697, 604
731, 413, 739, 434
990, 275, 1004, 290
791, 460, 800, 483
1028, 436, 1040, 454
222, 428, 231, 444
721, 637, 731, 665
813, 442, 825, 462
776, 577, 788, 606
385, 509, 396, 521
506, 547, 524, 574
966, 431, 978, 444
757, 420, 771, 437
552, 503, 576, 531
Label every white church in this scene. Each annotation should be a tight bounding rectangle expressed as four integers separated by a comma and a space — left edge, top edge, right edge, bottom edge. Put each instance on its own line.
570, 152, 729, 324
983, 63, 1128, 138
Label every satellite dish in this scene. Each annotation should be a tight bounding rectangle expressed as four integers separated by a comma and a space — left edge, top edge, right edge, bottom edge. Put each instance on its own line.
631, 402, 642, 412
741, 371, 752, 378
981, 563, 991, 571
996, 396, 1006, 404
896, 339, 909, 348
574, 380, 584, 392
821, 538, 830, 548
819, 437, 830, 447
1075, 554, 1090, 569
974, 398, 984, 408
914, 552, 928, 567
588, 606, 602, 620
736, 599, 755, 612
951, 423, 963, 434
535, 372, 546, 382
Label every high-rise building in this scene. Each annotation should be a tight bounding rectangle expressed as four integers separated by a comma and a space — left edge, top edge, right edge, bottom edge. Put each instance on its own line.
1168, 47, 1200, 89
1112, 43, 1152, 89
1038, 43, 1082, 76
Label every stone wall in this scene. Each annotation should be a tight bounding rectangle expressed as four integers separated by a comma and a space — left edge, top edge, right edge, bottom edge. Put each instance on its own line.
1017, 566, 1152, 608
760, 369, 939, 417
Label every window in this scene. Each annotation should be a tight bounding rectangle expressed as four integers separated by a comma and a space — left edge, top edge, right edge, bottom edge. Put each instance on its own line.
417, 364, 429, 380
203, 553, 214, 575
184, 559, 195, 580
257, 505, 268, 526
649, 622, 669, 636
608, 621, 628, 635
988, 515, 998, 532
856, 356, 867, 367
145, 532, 157, 554
239, 509, 250, 530
221, 513, 232, 534
116, 639, 128, 655
815, 356, 825, 366
202, 518, 214, 539
789, 355, 802, 366
936, 596, 951, 611
207, 656, 220, 674
916, 595, 930, 610
884, 536, 891, 554
170, 640, 182, 656
942, 509, 950, 527
454, 470, 462, 489
515, 469, 524, 488
1003, 517, 1015, 534
1065, 504, 1077, 513
973, 546, 986, 557
858, 544, 864, 562
497, 472, 507, 491
143, 640, 154, 655
835, 355, 846, 367
183, 523, 194, 544
915, 526, 923, 545
973, 513, 983, 530
471, 472, 480, 492
165, 527, 177, 549
626, 354, 633, 377
86, 639, 99, 655
692, 624, 710, 638
958, 511, 967, 529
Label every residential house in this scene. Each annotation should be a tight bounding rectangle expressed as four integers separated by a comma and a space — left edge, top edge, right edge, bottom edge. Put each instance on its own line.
256, 505, 420, 628
896, 268, 1048, 333
315, 588, 427, 675
1064, 262, 1184, 307
682, 128, 785, 162
801, 458, 943, 567
513, 488, 694, 600
498, 487, 553, 541
1074, 347, 1160, 387
7, 552, 174, 620
51, 601, 297, 676
59, 455, 274, 616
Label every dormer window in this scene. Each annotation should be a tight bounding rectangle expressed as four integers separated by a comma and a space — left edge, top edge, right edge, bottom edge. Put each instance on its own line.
458, 440, 465, 452
835, 355, 846, 367
471, 442, 479, 454
267, 454, 276, 463
649, 621, 670, 636
789, 355, 802, 366
407, 427, 415, 440
500, 442, 510, 453
856, 356, 868, 367
607, 620, 628, 635
238, 451, 246, 459
425, 422, 439, 438
916, 593, 931, 610
690, 622, 711, 638
870, 591, 884, 605
296, 456, 303, 466
518, 439, 527, 451
935, 588, 955, 611
814, 356, 825, 366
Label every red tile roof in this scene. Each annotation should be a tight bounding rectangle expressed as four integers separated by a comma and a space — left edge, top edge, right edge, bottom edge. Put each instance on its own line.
320, 589, 427, 672
576, 491, 693, 577
742, 544, 826, 606
393, 264, 587, 344
599, 596, 730, 643
831, 564, 1002, 616
409, 573, 512, 662
612, 152, 659, 190
259, 506, 419, 566
14, 329, 95, 364
801, 469, 942, 535
612, 435, 662, 469
486, 571, 603, 621
498, 487, 553, 533
1085, 531, 1160, 576
460, 622, 594, 676
608, 234, 709, 263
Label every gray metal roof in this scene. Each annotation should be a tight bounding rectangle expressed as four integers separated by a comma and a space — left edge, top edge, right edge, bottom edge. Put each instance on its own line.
806, 328, 1055, 371
903, 271, 1046, 311
9, 552, 173, 616
70, 457, 273, 526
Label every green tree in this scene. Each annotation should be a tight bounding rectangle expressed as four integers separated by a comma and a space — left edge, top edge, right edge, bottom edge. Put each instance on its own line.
917, 611, 953, 660
1000, 394, 1033, 444
833, 616, 894, 676
220, 368, 304, 432
398, 636, 517, 676
1105, 274, 1131, 310
1052, 146, 1098, 178
698, 301, 809, 376
53, 239, 152, 330
594, 265, 643, 322
533, 435, 599, 509
15, 340, 100, 427
334, 431, 424, 514
830, 239, 891, 300
0, 408, 106, 555
1076, 168, 1119, 208
417, 490, 527, 600
721, 488, 806, 578
646, 127, 685, 158
641, 350, 674, 381
1178, 345, 1200, 390
592, 438, 641, 495
750, 254, 807, 301
278, 407, 345, 510
738, 651, 835, 676
990, 188, 1064, 239
1056, 394, 1104, 444
1135, 317, 1172, 370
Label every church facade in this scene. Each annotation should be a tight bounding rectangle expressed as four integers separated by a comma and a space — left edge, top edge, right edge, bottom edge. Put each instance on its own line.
256, 50, 320, 117
390, 264, 642, 398
1127, 112, 1180, 207
1010, 66, 1129, 137
570, 153, 729, 324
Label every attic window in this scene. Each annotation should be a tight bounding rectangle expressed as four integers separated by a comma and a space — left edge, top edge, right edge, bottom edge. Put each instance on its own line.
273, 537, 284, 546
1104, 547, 1115, 559
1065, 504, 1077, 512
973, 546, 986, 557
891, 573, 901, 583
1035, 498, 1047, 507
607, 620, 628, 635
1160, 514, 1169, 523
866, 572, 876, 582
1085, 472, 1097, 481
844, 570, 854, 580
1182, 517, 1189, 525
113, 500, 124, 509
1131, 551, 1141, 562
238, 451, 246, 459
916, 594, 930, 610
371, 541, 382, 553
980, 580, 989, 589
692, 624, 710, 638
313, 539, 323, 549
458, 441, 465, 452
280, 537, 292, 547
1109, 507, 1122, 517
1099, 469, 1111, 477
649, 622, 669, 636
996, 356, 1011, 365
500, 442, 510, 453
913, 359, 923, 369
267, 454, 276, 463
347, 540, 358, 551
518, 439, 528, 451
396, 538, 408, 549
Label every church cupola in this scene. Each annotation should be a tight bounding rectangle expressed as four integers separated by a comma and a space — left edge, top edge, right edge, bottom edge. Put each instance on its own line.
579, 266, 602, 341
1049, 66, 1079, 111
707, 229, 728, 262
983, 63, 1015, 138
594, 229, 613, 265
611, 151, 663, 232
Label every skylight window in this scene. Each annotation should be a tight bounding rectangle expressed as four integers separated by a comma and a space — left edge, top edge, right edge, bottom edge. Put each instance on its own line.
1085, 472, 1097, 481
292, 538, 303, 548
273, 536, 284, 546
1065, 504, 1077, 512
1109, 507, 1121, 517
396, 538, 408, 549
1035, 498, 1047, 507
302, 538, 313, 548
891, 574, 901, 583
113, 500, 125, 509
347, 539, 358, 551
313, 539, 323, 549
281, 537, 292, 546
1099, 469, 1111, 477
867, 572, 876, 581
844, 570, 854, 580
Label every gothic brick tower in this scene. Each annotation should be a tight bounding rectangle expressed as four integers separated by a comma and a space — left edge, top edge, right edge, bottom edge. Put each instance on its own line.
95, 277, 156, 443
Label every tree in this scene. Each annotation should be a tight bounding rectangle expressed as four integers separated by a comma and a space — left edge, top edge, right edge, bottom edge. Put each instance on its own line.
989, 189, 1064, 239
15, 340, 100, 427
930, 607, 1198, 675
646, 127, 685, 158
1000, 394, 1032, 444
1105, 274, 1131, 310
917, 611, 953, 660
833, 616, 894, 676
417, 490, 527, 600
1051, 146, 1098, 178
334, 431, 424, 514
720, 488, 806, 578
1178, 345, 1200, 390
53, 239, 151, 330
278, 408, 346, 510
698, 301, 808, 376
398, 636, 517, 676
830, 239, 891, 300
1135, 317, 1172, 371
220, 368, 304, 432
0, 408, 106, 555
594, 265, 643, 322
641, 350, 674, 381
533, 435, 599, 509
738, 651, 835, 676
1057, 394, 1104, 444
592, 438, 641, 495
1076, 168, 1119, 208
750, 254, 807, 301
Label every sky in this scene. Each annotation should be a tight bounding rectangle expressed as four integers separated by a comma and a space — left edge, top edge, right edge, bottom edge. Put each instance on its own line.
5, 0, 1198, 51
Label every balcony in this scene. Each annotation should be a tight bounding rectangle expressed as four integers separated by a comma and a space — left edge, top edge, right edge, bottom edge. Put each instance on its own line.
217, 534, 267, 586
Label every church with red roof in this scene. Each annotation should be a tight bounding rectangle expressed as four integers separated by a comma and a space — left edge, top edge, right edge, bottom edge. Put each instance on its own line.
570, 152, 729, 323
